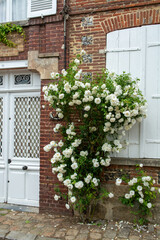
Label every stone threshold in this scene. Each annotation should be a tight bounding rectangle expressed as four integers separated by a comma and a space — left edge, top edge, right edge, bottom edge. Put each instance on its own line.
0, 203, 39, 213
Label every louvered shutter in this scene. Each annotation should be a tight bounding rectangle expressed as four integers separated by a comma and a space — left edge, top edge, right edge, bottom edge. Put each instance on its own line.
27, 0, 57, 18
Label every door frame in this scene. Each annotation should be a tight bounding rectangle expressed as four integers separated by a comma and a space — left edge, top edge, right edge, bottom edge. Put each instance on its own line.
0, 70, 41, 206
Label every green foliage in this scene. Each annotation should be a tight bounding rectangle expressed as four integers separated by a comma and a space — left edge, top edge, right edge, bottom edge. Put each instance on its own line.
119, 165, 160, 225
43, 52, 147, 222
0, 23, 25, 47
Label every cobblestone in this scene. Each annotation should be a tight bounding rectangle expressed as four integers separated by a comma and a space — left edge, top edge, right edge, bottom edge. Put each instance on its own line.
0, 209, 159, 240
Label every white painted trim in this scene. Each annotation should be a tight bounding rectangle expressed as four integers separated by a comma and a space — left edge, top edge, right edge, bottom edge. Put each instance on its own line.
27, 0, 57, 18
0, 89, 40, 93
0, 61, 28, 70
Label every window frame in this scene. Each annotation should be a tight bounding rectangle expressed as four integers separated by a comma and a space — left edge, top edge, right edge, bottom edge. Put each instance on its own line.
0, 0, 57, 23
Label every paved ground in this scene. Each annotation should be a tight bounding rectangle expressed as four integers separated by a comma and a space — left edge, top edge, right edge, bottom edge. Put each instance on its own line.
0, 208, 160, 240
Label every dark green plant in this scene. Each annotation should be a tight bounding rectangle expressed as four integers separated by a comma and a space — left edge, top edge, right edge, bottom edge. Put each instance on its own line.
119, 164, 160, 225
0, 23, 25, 47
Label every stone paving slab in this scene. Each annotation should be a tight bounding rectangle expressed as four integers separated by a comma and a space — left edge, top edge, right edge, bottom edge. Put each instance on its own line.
0, 209, 160, 240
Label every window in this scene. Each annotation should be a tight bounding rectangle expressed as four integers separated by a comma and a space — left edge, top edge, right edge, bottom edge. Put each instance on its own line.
106, 25, 160, 159
0, 0, 27, 22
0, 0, 57, 23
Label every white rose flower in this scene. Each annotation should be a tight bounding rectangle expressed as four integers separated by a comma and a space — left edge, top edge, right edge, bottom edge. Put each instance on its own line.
108, 193, 114, 198
71, 173, 77, 180
101, 84, 106, 89
58, 113, 64, 119
50, 141, 57, 147
85, 82, 90, 88
108, 106, 113, 111
147, 203, 152, 208
61, 69, 67, 76
84, 114, 88, 118
69, 102, 74, 106
132, 178, 138, 183
58, 140, 64, 147
151, 187, 155, 192
139, 163, 143, 168
80, 49, 86, 55
59, 93, 64, 99
72, 66, 77, 71
71, 162, 78, 170
75, 181, 84, 189
51, 72, 56, 79
84, 178, 90, 184
74, 58, 80, 65
70, 196, 76, 203
116, 178, 122, 186
116, 113, 121, 119
102, 143, 112, 152
123, 111, 131, 117
42, 86, 48, 92
125, 194, 131, 199
65, 204, 70, 209
84, 105, 91, 111
130, 190, 135, 196
43, 144, 52, 152
128, 180, 134, 186
110, 118, 115, 122
137, 185, 143, 191
146, 176, 151, 181
92, 178, 99, 186
80, 151, 88, 157
63, 179, 71, 186
68, 184, 73, 190
94, 98, 101, 104
54, 194, 60, 201
93, 162, 99, 168
139, 198, 144, 204
75, 73, 80, 80
138, 191, 144, 198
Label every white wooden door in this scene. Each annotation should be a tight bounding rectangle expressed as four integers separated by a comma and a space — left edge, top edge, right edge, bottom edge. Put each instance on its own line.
106, 24, 160, 158
0, 71, 41, 206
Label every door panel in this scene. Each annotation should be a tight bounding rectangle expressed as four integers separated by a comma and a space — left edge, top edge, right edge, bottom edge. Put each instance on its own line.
0, 95, 6, 202
8, 93, 40, 206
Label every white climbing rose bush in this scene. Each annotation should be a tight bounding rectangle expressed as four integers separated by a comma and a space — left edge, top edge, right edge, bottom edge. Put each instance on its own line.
43, 51, 147, 219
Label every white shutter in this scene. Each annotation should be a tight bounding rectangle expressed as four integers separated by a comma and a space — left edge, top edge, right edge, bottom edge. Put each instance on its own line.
144, 25, 160, 158
106, 28, 142, 158
106, 24, 160, 159
27, 0, 57, 18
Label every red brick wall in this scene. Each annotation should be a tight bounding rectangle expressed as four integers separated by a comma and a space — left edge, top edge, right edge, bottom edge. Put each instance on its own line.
40, 0, 160, 214
40, 80, 70, 214
68, 2, 160, 75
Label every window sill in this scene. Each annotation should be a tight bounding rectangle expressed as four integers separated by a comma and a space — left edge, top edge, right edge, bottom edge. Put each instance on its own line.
111, 157, 160, 167
0, 20, 29, 26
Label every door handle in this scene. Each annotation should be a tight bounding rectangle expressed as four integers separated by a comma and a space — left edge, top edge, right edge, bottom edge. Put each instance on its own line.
22, 166, 28, 170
